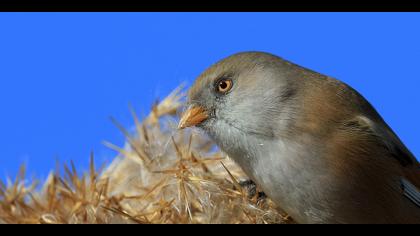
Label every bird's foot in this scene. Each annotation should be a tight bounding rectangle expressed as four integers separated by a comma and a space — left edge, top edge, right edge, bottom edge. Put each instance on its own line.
239, 179, 267, 202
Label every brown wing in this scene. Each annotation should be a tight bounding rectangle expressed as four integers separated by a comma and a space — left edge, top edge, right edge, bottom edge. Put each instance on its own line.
294, 68, 420, 221
333, 115, 420, 207
321, 115, 420, 223
299, 75, 420, 187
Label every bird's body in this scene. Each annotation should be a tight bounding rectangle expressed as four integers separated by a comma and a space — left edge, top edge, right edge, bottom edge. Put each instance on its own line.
179, 52, 420, 224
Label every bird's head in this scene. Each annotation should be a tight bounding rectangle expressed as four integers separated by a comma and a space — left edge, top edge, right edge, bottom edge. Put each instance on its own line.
178, 52, 299, 149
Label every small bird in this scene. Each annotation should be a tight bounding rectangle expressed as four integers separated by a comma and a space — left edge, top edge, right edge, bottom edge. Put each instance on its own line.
178, 51, 420, 224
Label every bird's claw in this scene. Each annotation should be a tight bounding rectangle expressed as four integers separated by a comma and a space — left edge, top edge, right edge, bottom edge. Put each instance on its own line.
239, 179, 267, 202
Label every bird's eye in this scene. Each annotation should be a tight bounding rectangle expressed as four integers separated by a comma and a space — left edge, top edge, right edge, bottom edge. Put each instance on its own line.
215, 78, 233, 94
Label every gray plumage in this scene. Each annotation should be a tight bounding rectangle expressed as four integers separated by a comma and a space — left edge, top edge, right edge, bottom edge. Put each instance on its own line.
180, 51, 420, 224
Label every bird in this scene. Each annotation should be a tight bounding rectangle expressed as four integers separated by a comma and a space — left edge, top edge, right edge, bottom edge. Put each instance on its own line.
178, 51, 420, 224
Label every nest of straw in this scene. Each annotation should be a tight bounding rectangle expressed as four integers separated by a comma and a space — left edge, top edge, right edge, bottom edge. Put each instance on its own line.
0, 86, 293, 224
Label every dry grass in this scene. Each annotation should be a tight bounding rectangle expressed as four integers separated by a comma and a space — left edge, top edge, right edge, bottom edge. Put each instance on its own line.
0, 86, 293, 224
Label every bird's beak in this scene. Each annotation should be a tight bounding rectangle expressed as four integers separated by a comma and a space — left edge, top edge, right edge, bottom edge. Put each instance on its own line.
178, 105, 209, 129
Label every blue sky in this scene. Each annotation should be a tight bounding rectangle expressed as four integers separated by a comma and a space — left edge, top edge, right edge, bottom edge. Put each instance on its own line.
0, 13, 419, 180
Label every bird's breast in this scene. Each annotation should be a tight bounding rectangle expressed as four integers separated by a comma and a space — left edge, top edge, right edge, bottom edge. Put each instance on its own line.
207, 119, 340, 222
217, 133, 337, 223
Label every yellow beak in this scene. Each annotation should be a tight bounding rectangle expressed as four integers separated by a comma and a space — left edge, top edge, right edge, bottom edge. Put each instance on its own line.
178, 105, 209, 129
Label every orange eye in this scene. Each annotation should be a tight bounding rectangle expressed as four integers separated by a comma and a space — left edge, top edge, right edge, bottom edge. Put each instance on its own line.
216, 79, 233, 94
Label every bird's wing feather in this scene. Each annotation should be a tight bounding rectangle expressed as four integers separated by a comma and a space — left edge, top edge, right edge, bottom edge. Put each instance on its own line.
342, 116, 418, 167
401, 178, 420, 208
338, 115, 420, 207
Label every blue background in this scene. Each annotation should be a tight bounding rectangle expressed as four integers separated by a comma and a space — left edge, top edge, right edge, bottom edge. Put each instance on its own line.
0, 13, 419, 180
